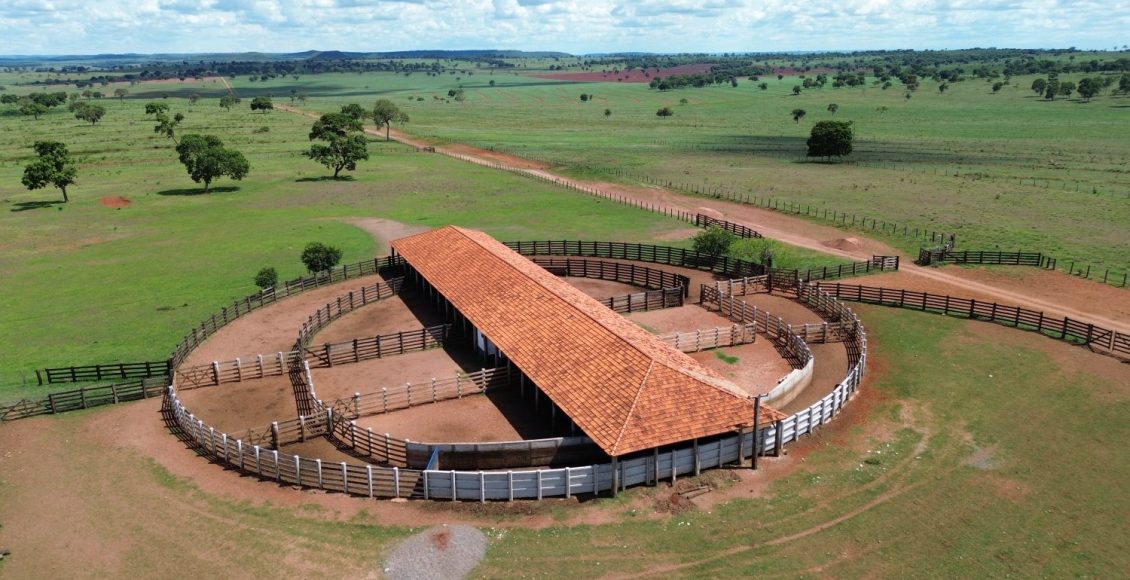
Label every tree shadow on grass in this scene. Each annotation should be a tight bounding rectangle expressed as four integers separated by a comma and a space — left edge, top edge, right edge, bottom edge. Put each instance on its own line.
295, 175, 355, 183
10, 200, 66, 212
156, 186, 240, 196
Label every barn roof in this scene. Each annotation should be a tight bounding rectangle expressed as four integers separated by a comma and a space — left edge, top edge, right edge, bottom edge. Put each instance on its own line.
391, 226, 783, 457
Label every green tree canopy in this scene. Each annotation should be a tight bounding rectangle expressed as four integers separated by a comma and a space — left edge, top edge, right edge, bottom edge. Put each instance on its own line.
656, 106, 674, 117
827, 103, 839, 115
301, 242, 343, 274
144, 101, 169, 116
806, 120, 854, 161
1077, 77, 1103, 101
303, 112, 369, 178
340, 103, 368, 121
174, 134, 250, 193
254, 267, 278, 290
372, 99, 408, 141
154, 111, 185, 144
219, 94, 239, 111
74, 103, 106, 125
692, 225, 736, 263
113, 88, 128, 101
20, 100, 48, 119
250, 96, 273, 113
791, 108, 807, 123
22, 141, 78, 202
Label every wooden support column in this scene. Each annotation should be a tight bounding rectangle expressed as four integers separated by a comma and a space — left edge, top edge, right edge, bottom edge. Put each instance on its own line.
752, 395, 762, 470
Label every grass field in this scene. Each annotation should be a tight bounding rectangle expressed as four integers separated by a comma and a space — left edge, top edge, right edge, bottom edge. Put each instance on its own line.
239, 69, 1130, 274
0, 62, 1127, 577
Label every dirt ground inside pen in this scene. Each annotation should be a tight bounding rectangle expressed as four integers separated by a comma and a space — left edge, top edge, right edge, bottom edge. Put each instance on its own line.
354, 389, 560, 443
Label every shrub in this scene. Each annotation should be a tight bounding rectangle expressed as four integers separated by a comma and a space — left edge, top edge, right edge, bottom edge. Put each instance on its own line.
254, 267, 278, 290
301, 242, 343, 274
656, 106, 674, 117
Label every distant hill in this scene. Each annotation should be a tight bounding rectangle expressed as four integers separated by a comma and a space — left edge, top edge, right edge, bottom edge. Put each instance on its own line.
0, 49, 575, 68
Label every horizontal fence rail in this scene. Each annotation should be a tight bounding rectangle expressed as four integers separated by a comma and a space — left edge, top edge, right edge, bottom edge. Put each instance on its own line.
816, 283, 1130, 358
37, 360, 169, 385
508, 240, 766, 279
600, 288, 684, 313
695, 214, 763, 238
657, 324, 757, 352
307, 324, 452, 368
1, 377, 167, 421
174, 351, 300, 390
531, 257, 692, 296
918, 248, 1043, 267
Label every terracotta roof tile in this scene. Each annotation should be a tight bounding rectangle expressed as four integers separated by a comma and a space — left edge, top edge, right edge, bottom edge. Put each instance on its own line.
392, 226, 782, 456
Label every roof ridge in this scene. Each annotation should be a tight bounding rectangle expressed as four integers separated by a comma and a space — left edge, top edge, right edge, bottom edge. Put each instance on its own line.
610, 357, 656, 456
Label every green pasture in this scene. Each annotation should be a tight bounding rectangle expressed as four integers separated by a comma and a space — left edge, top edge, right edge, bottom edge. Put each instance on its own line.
0, 69, 1127, 577
0, 96, 694, 398
255, 70, 1130, 272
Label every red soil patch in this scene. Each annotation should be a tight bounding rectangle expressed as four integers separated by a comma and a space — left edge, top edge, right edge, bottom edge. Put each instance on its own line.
99, 195, 131, 209
533, 64, 714, 83
430, 529, 451, 550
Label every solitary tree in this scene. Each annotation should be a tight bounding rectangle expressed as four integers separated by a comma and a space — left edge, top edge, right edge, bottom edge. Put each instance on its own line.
74, 103, 106, 125
303, 112, 368, 178
656, 106, 674, 117
692, 226, 736, 264
250, 96, 273, 113
792, 85, 802, 95
758, 82, 768, 90
219, 94, 239, 111
22, 141, 78, 202
806, 120, 854, 161
144, 101, 169, 116
114, 88, 128, 102
827, 103, 839, 115
301, 242, 343, 275
992, 82, 1004, 93
1031, 78, 1047, 95
174, 134, 250, 193
938, 82, 948, 94
254, 267, 278, 290
371, 99, 408, 141
791, 108, 807, 123
604, 108, 612, 117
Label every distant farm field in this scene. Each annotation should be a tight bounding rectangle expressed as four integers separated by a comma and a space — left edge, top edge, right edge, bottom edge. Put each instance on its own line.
264, 70, 1129, 274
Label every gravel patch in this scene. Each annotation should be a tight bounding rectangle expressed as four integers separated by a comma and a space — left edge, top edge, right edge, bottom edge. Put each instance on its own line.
383, 524, 487, 579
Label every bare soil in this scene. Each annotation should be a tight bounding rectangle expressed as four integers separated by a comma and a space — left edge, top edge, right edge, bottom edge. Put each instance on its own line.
309, 290, 445, 346
98, 195, 131, 209
355, 389, 560, 443
689, 342, 793, 397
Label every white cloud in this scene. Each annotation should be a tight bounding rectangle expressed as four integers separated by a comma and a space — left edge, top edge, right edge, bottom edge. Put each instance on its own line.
0, 0, 1125, 55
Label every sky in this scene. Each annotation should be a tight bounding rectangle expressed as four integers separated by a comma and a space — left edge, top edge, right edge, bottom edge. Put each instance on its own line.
1, 0, 1127, 56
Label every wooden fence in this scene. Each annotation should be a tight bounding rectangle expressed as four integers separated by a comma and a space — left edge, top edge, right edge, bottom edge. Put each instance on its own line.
295, 278, 406, 350
599, 288, 684, 314
306, 324, 452, 368
160, 275, 870, 501
174, 351, 300, 390
170, 256, 404, 368
657, 324, 758, 352
815, 283, 1130, 359
918, 248, 1043, 267
37, 360, 170, 385
530, 257, 692, 296
1, 377, 167, 421
695, 214, 763, 239
507, 240, 766, 279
